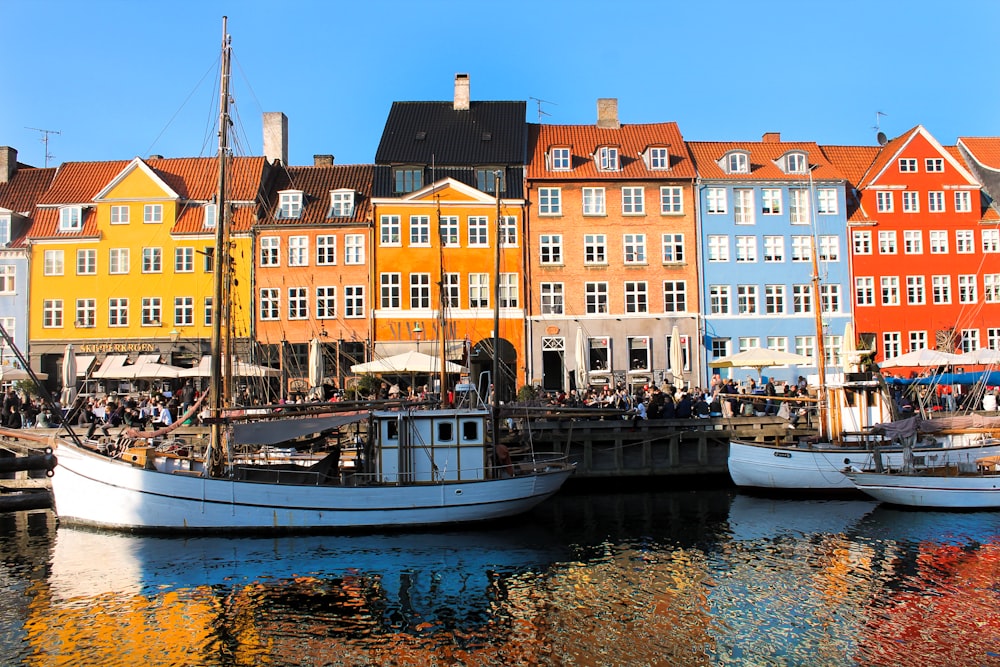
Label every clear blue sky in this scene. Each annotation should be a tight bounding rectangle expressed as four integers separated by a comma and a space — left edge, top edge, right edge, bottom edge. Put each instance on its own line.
5, 0, 1000, 168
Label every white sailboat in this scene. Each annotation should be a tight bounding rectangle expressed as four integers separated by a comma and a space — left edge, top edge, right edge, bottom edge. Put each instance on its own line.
49, 17, 574, 532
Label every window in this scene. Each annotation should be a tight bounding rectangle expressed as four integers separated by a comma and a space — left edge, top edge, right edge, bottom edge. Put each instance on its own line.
876, 191, 894, 213
316, 235, 336, 265
585, 282, 609, 314
820, 284, 840, 313
109, 298, 128, 327
344, 286, 365, 318
260, 289, 281, 320
786, 153, 806, 173
550, 147, 571, 170
464, 216, 487, 246
540, 234, 562, 264
817, 189, 838, 214
260, 237, 280, 266
853, 231, 872, 255
790, 236, 812, 262
734, 189, 754, 224
991, 328, 1000, 349
500, 216, 518, 246
380, 215, 401, 246
706, 188, 727, 214
598, 146, 619, 171
143, 204, 163, 224
443, 273, 460, 307
174, 297, 194, 326
763, 235, 785, 262
410, 273, 431, 309
961, 329, 980, 353
983, 229, 1000, 253
286, 236, 308, 266
906, 275, 925, 305
909, 331, 927, 353
0, 216, 7, 246
660, 186, 683, 214
476, 168, 505, 193
345, 234, 365, 264
932, 275, 951, 304
329, 190, 355, 217
925, 158, 944, 172
707, 235, 730, 262
903, 230, 923, 254
203, 246, 214, 272
789, 189, 809, 224
624, 234, 646, 264
109, 248, 129, 274
856, 277, 874, 306
410, 215, 431, 247
499, 273, 519, 308
0, 266, 13, 294
662, 234, 684, 263
204, 297, 213, 326
438, 216, 459, 247
761, 189, 782, 215
110, 205, 129, 225
622, 187, 644, 214
765, 285, 786, 314
928, 191, 945, 212
540, 282, 564, 315
141, 247, 162, 273
204, 203, 216, 228
625, 281, 648, 313
538, 188, 561, 215
792, 285, 812, 313
59, 207, 81, 231
959, 274, 977, 304
883, 332, 902, 360
712, 338, 732, 361
986, 275, 1000, 303
737, 285, 758, 315
878, 231, 897, 254
663, 280, 687, 313
902, 191, 920, 213
955, 191, 972, 212
899, 158, 918, 172
582, 188, 606, 215
380, 273, 401, 309
735, 236, 757, 263
768, 336, 790, 355
76, 249, 96, 275
317, 287, 336, 318
709, 285, 731, 314
43, 299, 63, 328
44, 250, 64, 276
75, 299, 96, 327
584, 234, 606, 264
141, 297, 162, 326
649, 147, 670, 169
469, 273, 489, 308
956, 230, 974, 254
881, 276, 900, 306
726, 152, 749, 173
288, 287, 308, 319
394, 167, 422, 193
174, 247, 194, 273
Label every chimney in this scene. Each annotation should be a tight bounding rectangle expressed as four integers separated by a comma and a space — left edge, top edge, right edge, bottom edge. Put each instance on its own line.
263, 112, 289, 166
0, 147, 17, 184
762, 132, 781, 142
454, 73, 470, 111
597, 98, 619, 129
313, 154, 334, 166
148, 154, 164, 160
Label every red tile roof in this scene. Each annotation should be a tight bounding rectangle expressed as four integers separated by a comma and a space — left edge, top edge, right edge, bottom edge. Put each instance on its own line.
820, 145, 880, 187
957, 137, 1000, 170
526, 123, 695, 180
854, 126, 919, 189
687, 141, 845, 181
261, 164, 374, 226
0, 167, 56, 216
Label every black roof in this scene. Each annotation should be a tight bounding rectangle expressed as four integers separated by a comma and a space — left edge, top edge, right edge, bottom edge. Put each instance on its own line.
375, 101, 527, 165
372, 165, 524, 199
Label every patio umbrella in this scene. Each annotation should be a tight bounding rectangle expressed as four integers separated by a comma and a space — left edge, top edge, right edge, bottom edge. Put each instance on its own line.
309, 338, 324, 389
669, 325, 684, 388
959, 347, 1000, 366
0, 365, 44, 382
576, 326, 588, 389
61, 344, 77, 406
351, 351, 465, 375
880, 348, 965, 369
709, 347, 812, 379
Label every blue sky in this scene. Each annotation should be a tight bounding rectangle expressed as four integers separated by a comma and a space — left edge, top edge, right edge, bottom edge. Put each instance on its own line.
5, 0, 1000, 168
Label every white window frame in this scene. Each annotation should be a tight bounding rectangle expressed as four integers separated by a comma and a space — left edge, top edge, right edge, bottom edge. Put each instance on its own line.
288, 235, 309, 266
660, 186, 683, 214
661, 233, 684, 263
317, 286, 337, 318
110, 205, 129, 225
468, 216, 488, 247
260, 236, 280, 266
409, 215, 430, 246
345, 234, 365, 265
550, 147, 571, 171
538, 187, 562, 215
277, 191, 303, 219
143, 204, 163, 224
141, 247, 162, 274
621, 187, 645, 214
174, 247, 194, 273
582, 188, 606, 215
623, 234, 646, 264
59, 206, 82, 231
380, 215, 401, 246
109, 248, 129, 275
259, 290, 281, 321
44, 249, 64, 276
316, 235, 337, 265
329, 190, 355, 217
76, 249, 97, 275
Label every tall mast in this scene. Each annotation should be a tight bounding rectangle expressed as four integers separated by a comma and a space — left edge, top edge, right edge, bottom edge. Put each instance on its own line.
207, 16, 231, 478
491, 171, 502, 444
436, 195, 449, 405
808, 164, 827, 439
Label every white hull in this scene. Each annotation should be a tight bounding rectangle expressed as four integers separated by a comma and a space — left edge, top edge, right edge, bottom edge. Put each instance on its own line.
728, 439, 1000, 491
847, 471, 1000, 509
52, 440, 574, 532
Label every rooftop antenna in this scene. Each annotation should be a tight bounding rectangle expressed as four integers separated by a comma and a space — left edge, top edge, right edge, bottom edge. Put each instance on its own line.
873, 111, 888, 146
25, 127, 61, 167
529, 97, 556, 122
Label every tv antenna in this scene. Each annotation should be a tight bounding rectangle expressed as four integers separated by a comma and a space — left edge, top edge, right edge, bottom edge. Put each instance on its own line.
529, 97, 556, 122
873, 112, 888, 146
25, 127, 61, 167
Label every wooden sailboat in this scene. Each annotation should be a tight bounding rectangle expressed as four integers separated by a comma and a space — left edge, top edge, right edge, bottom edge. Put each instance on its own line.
48, 17, 574, 532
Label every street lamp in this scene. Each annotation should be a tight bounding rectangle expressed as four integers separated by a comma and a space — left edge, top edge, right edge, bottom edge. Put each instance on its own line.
412, 322, 423, 353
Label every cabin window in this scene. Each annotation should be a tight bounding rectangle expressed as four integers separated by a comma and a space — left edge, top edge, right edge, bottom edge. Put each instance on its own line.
386, 420, 399, 441
462, 420, 479, 442
437, 422, 454, 442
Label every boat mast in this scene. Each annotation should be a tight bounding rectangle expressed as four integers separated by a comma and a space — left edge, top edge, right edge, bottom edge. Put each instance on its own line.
207, 16, 231, 478
808, 163, 827, 439
436, 195, 449, 405
491, 171, 502, 443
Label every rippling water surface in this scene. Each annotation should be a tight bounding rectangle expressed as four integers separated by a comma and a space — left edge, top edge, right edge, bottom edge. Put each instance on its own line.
2, 490, 1000, 666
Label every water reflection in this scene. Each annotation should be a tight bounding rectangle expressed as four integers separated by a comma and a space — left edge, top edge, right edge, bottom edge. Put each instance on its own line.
2, 492, 1000, 665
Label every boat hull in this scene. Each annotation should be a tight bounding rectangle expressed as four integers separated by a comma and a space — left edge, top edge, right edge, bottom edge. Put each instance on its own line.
847, 471, 1000, 509
51, 440, 574, 532
727, 439, 1000, 491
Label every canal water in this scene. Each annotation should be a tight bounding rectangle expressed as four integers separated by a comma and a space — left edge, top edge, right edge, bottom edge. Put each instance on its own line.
1, 489, 999, 666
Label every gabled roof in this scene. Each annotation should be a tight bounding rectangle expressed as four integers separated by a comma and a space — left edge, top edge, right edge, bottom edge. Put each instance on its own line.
375, 101, 527, 165
857, 125, 978, 189
687, 140, 844, 181
260, 164, 374, 226
0, 167, 56, 216
527, 123, 695, 180
820, 145, 880, 188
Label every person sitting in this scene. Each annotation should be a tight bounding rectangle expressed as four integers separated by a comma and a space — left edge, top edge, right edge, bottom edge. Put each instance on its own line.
152, 401, 173, 429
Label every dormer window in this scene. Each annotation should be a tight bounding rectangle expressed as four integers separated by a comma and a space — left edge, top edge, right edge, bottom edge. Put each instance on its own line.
329, 189, 355, 217
0, 215, 9, 247
598, 146, 619, 171
277, 191, 303, 219
475, 168, 505, 193
204, 203, 217, 228
725, 152, 749, 174
648, 147, 670, 170
393, 167, 423, 194
785, 152, 807, 174
550, 147, 571, 171
59, 206, 82, 231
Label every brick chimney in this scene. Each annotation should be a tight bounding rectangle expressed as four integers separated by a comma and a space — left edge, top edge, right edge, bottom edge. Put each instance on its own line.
762, 132, 781, 142
313, 154, 334, 166
454, 73, 470, 111
597, 98, 619, 129
0, 147, 17, 184
263, 112, 289, 166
